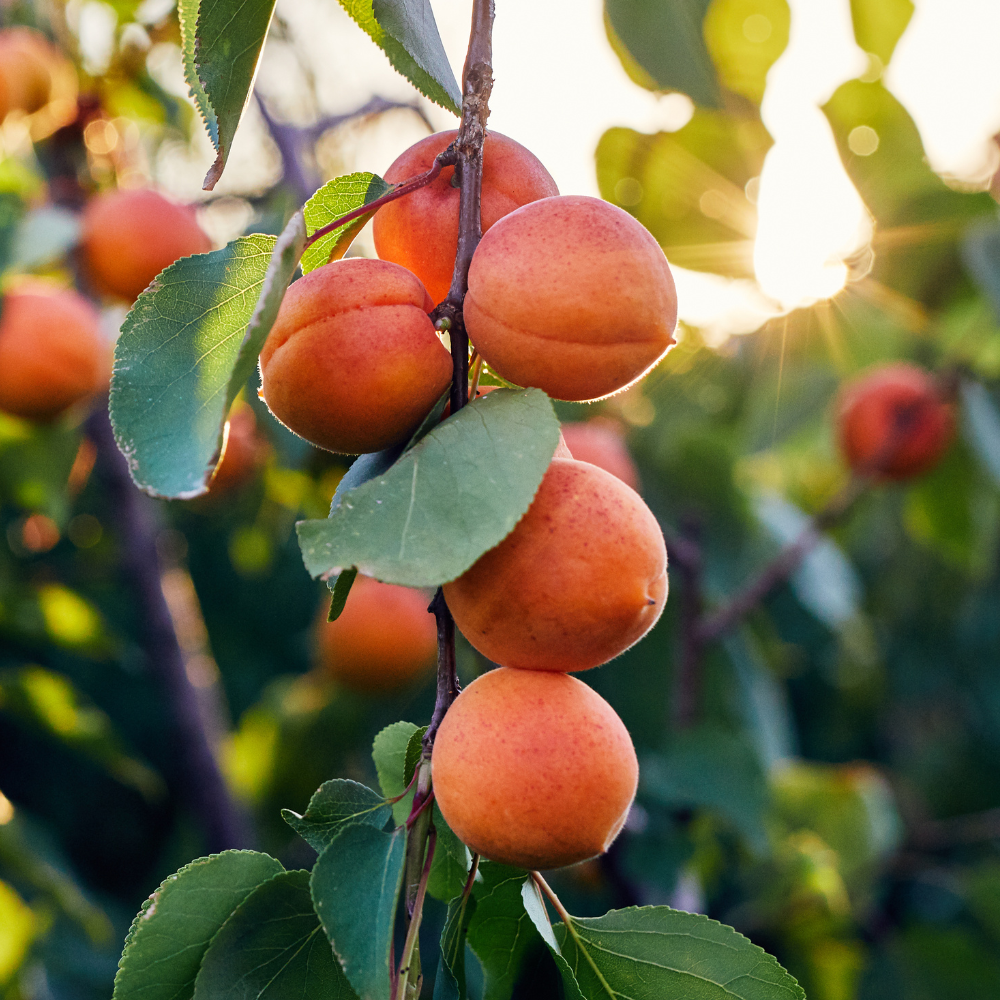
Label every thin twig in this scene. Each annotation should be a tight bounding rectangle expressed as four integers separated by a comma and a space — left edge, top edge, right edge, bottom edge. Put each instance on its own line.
395, 825, 436, 1000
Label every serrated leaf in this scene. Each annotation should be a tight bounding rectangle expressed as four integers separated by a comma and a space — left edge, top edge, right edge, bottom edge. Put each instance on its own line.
311, 824, 406, 1000
466, 863, 543, 1000
282, 779, 391, 854
193, 870, 356, 1000
191, 0, 278, 189
703, 0, 790, 105
849, 0, 913, 65
554, 906, 806, 1000
337, 0, 461, 114
604, 0, 721, 107
110, 234, 280, 499
113, 851, 285, 1000
296, 388, 561, 587
302, 172, 393, 274
403, 725, 428, 788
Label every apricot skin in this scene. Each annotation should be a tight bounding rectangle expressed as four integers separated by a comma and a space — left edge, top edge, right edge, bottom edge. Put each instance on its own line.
373, 130, 558, 304
432, 667, 638, 870
259, 258, 452, 454
463, 195, 677, 401
443, 457, 667, 671
561, 418, 639, 490
837, 363, 954, 480
0, 288, 107, 421
81, 189, 211, 302
316, 575, 437, 691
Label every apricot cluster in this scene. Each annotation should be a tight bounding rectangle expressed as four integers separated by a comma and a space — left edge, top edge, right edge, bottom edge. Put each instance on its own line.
257, 130, 676, 869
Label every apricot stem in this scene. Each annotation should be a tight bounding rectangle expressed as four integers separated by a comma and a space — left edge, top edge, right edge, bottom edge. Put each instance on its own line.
395, 824, 436, 1000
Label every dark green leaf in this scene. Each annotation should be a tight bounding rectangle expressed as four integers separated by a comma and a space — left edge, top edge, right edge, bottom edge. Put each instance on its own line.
110, 234, 277, 499
466, 863, 543, 1000
193, 870, 356, 1000
428, 805, 471, 903
282, 779, 391, 854
327, 567, 360, 621
193, 0, 278, 189
311, 824, 406, 1000
604, 0, 721, 107
640, 726, 769, 853
336, 0, 461, 114
178, 0, 215, 148
296, 388, 561, 587
373, 720, 418, 824
554, 906, 805, 999
403, 725, 427, 787
595, 112, 770, 278
113, 851, 285, 1000
849, 0, 913, 65
703, 0, 790, 105
302, 172, 393, 275
434, 889, 477, 1000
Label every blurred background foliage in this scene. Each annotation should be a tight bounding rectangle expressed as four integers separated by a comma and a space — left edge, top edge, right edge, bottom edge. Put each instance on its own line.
1, 0, 1000, 998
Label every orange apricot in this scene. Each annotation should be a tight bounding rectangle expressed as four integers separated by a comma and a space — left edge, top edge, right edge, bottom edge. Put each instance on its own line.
208, 404, 270, 494
81, 188, 211, 302
463, 195, 677, 401
561, 417, 639, 490
259, 258, 451, 454
373, 130, 558, 304
432, 667, 638, 870
316, 575, 437, 690
0, 287, 107, 421
837, 363, 954, 480
0, 27, 63, 119
442, 456, 667, 671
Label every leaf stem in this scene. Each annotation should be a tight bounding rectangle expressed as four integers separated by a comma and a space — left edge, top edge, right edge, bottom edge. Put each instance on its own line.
395, 824, 436, 1000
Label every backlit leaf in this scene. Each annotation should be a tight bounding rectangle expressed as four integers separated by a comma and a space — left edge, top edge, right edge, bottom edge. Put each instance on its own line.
282, 779, 391, 854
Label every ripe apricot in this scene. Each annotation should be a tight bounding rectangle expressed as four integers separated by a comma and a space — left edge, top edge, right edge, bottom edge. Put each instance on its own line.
373, 130, 558, 304
442, 457, 667, 671
561, 417, 639, 490
316, 575, 437, 690
837, 363, 954, 479
260, 258, 451, 454
81, 189, 211, 302
0, 286, 107, 421
0, 27, 63, 119
432, 667, 638, 870
209, 404, 270, 494
463, 195, 677, 401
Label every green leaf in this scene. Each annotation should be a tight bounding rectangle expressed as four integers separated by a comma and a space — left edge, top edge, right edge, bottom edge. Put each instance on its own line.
328, 567, 360, 621
0, 666, 164, 802
282, 779, 391, 854
640, 726, 770, 853
336, 0, 461, 114
595, 112, 771, 278
185, 0, 279, 189
466, 863, 544, 1000
822, 79, 995, 306
311, 823, 406, 1000
114, 851, 285, 1000
373, 720, 418, 824
849, 0, 913, 65
434, 890, 477, 1000
302, 172, 393, 275
193, 870, 356, 1000
110, 233, 282, 499
604, 0, 721, 107
296, 388, 561, 587
403, 725, 428, 788
554, 906, 806, 1000
428, 805, 471, 903
703, 0, 790, 104
0, 418, 81, 524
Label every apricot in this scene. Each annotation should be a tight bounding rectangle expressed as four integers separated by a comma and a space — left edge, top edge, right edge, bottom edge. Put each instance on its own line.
432, 667, 638, 870
561, 417, 639, 490
463, 195, 677, 401
209, 404, 270, 494
0, 27, 63, 119
0, 287, 107, 421
373, 130, 558, 304
316, 575, 437, 690
837, 363, 954, 479
81, 189, 211, 302
259, 258, 451, 454
442, 457, 667, 671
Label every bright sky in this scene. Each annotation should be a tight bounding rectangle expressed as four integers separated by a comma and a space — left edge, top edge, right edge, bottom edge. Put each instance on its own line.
137, 0, 1000, 339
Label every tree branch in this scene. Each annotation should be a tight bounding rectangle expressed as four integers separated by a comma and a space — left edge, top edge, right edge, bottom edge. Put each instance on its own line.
85, 405, 251, 852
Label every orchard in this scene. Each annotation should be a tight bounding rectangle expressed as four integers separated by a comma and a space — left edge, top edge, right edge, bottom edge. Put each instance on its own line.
3, 1, 1000, 999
